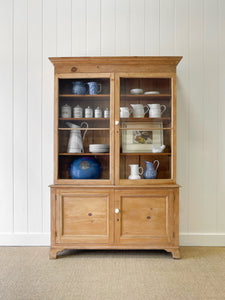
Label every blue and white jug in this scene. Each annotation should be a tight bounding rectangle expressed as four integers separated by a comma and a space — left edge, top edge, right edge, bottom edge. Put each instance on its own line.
72, 81, 87, 95
143, 160, 159, 179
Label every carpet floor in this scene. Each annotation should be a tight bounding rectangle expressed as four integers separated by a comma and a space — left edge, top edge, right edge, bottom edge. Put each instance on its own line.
0, 247, 225, 300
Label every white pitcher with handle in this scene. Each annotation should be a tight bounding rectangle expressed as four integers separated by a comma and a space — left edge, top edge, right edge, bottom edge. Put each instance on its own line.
147, 104, 166, 118
130, 104, 149, 118
128, 164, 143, 180
66, 122, 88, 153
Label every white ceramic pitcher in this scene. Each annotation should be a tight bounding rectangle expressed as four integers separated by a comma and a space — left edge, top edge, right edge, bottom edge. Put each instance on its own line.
130, 104, 149, 118
120, 107, 131, 118
147, 104, 166, 118
66, 122, 88, 153
128, 164, 143, 180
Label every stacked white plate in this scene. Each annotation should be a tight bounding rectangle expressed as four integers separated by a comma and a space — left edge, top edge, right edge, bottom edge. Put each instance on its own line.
144, 91, 160, 95
89, 144, 109, 153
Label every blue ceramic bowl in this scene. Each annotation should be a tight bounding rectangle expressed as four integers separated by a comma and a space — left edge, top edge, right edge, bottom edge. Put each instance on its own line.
69, 157, 102, 179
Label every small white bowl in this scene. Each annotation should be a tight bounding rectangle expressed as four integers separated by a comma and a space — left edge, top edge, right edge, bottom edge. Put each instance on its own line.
130, 88, 144, 95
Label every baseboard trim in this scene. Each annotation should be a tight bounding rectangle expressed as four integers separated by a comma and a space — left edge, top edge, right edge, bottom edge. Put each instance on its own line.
180, 233, 225, 246
0, 233, 50, 246
0, 233, 224, 246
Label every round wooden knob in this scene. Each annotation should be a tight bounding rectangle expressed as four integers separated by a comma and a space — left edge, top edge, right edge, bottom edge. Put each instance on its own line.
71, 66, 77, 72
115, 208, 120, 214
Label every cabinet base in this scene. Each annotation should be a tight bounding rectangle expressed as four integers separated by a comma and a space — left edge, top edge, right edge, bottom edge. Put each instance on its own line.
165, 247, 181, 259
49, 247, 64, 259
49, 246, 181, 259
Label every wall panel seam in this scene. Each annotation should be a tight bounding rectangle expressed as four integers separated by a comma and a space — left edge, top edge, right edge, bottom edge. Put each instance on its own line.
41, 0, 44, 233
26, 0, 29, 233
12, 0, 15, 234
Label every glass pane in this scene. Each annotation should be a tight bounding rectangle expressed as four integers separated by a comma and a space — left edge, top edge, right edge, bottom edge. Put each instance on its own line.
58, 78, 111, 180
119, 77, 172, 180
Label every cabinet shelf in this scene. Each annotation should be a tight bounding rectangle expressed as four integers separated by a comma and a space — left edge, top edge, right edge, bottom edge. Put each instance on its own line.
120, 127, 172, 131
120, 153, 171, 156
120, 117, 170, 121
58, 128, 110, 131
120, 117, 170, 123
59, 118, 109, 121
120, 94, 171, 99
59, 94, 109, 98
59, 153, 109, 156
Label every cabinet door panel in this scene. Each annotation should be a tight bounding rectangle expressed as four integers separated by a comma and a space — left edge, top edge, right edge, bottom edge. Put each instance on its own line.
56, 189, 113, 244
115, 189, 173, 245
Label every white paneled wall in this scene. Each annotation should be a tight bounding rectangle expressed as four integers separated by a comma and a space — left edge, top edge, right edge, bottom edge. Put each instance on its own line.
0, 0, 225, 246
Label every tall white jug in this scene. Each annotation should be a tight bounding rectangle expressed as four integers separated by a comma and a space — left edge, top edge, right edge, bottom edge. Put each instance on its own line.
66, 122, 88, 153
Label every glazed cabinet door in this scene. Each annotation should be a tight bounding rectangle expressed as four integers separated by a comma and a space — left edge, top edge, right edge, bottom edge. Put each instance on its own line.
114, 189, 174, 246
55, 73, 114, 185
115, 73, 176, 185
55, 188, 114, 244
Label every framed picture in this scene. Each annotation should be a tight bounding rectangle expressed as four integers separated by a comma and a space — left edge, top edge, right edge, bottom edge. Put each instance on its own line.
122, 122, 163, 153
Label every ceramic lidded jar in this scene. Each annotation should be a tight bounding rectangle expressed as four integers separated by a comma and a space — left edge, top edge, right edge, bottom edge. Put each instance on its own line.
61, 104, 72, 118
94, 107, 102, 118
85, 106, 93, 118
73, 104, 83, 118
104, 108, 110, 118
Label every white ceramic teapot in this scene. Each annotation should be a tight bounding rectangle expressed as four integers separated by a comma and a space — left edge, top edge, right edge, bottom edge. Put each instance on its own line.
130, 104, 149, 118
66, 122, 88, 153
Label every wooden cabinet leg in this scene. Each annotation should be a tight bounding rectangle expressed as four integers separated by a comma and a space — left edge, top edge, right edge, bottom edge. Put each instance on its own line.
171, 248, 181, 259
49, 247, 64, 259
165, 248, 181, 259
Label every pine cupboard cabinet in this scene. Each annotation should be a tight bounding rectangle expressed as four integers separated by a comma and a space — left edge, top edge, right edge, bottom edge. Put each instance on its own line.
49, 56, 182, 259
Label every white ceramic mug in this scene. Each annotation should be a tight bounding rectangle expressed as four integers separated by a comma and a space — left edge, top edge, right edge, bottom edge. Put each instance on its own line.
147, 104, 166, 118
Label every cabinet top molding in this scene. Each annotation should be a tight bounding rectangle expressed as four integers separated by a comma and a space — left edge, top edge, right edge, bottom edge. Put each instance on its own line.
49, 56, 182, 66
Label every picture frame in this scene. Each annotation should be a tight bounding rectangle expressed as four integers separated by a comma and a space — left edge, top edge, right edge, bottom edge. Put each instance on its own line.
122, 122, 163, 153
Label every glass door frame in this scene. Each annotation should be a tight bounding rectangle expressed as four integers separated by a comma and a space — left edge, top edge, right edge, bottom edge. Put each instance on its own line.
115, 72, 177, 185
54, 72, 115, 185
